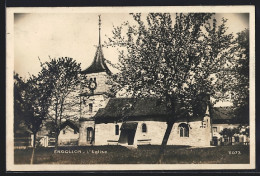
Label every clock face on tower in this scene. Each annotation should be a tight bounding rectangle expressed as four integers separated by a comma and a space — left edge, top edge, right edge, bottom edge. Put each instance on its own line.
89, 81, 97, 90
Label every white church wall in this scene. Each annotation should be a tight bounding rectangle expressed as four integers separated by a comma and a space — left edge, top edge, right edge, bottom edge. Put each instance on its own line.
94, 118, 212, 147
95, 123, 122, 145
168, 116, 211, 146
134, 121, 167, 145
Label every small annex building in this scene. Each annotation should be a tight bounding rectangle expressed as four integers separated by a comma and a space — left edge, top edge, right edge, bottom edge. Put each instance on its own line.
58, 120, 80, 146
211, 107, 249, 146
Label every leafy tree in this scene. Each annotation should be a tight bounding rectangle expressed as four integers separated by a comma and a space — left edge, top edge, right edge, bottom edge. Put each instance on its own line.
14, 72, 52, 164
106, 13, 235, 163
14, 73, 51, 148
219, 128, 240, 143
38, 57, 83, 147
14, 73, 26, 132
231, 29, 249, 124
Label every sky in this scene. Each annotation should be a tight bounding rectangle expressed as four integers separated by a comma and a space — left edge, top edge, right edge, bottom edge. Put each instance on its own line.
14, 13, 249, 79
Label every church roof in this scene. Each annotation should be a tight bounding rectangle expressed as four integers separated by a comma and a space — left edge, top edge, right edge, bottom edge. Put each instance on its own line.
94, 97, 170, 123
81, 15, 111, 75
94, 98, 241, 124
94, 97, 210, 123
81, 45, 111, 75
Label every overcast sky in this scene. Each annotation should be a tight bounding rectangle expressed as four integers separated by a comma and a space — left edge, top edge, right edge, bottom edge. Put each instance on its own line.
14, 13, 249, 79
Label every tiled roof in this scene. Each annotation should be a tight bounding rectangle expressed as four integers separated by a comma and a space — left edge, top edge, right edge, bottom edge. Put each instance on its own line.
211, 107, 237, 124
94, 97, 210, 123
94, 97, 241, 124
94, 97, 171, 123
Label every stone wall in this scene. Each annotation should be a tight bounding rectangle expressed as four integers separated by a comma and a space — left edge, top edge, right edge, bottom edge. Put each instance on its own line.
79, 72, 111, 120
81, 72, 111, 95
80, 94, 109, 119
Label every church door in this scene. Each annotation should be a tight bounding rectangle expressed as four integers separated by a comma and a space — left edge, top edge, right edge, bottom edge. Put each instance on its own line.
127, 130, 135, 145
86, 127, 94, 144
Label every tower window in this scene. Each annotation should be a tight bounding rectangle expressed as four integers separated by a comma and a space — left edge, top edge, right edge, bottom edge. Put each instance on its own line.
89, 103, 93, 112
115, 125, 119, 135
63, 130, 65, 134
142, 123, 147, 133
94, 77, 96, 82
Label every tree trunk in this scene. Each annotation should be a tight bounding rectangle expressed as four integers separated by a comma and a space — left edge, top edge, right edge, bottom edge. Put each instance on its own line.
33, 132, 36, 148
30, 132, 37, 164
30, 147, 35, 164
55, 131, 60, 149
157, 120, 175, 164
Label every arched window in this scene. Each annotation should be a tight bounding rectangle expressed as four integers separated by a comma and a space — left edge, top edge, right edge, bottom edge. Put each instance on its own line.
115, 125, 119, 135
142, 123, 147, 133
178, 123, 189, 137
87, 127, 94, 142
94, 77, 96, 82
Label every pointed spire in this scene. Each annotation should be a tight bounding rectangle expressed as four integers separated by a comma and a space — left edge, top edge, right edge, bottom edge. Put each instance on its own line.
81, 15, 111, 75
98, 15, 101, 45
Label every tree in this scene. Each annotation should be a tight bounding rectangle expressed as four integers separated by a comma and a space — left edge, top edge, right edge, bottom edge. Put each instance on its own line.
14, 73, 51, 148
14, 72, 52, 164
38, 57, 83, 147
231, 29, 249, 124
219, 127, 240, 144
106, 13, 235, 163
14, 73, 26, 132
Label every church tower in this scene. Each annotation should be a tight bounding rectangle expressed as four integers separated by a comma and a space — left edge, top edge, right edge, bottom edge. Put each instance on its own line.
78, 15, 111, 145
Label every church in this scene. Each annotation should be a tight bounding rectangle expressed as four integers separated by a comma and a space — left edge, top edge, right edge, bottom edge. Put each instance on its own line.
54, 16, 212, 147
55, 16, 248, 148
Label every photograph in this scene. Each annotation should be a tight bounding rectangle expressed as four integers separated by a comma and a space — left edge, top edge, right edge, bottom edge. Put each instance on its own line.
6, 6, 255, 171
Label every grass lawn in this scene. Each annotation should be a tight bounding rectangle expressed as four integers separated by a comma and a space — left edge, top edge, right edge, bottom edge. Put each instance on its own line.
14, 145, 249, 164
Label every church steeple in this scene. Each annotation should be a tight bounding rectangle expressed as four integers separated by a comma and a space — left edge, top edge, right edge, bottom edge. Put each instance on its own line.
81, 15, 111, 75
98, 15, 101, 45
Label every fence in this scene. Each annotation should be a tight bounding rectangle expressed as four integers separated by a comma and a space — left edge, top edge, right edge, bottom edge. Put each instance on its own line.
14, 136, 32, 149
